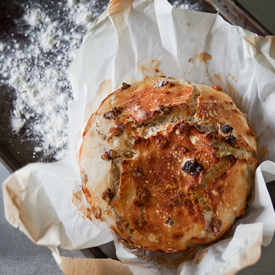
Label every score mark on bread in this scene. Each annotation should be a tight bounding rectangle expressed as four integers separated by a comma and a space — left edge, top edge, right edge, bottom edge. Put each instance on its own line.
79, 76, 257, 253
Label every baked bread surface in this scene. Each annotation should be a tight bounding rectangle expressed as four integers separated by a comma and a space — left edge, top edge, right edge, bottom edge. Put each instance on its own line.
79, 76, 257, 253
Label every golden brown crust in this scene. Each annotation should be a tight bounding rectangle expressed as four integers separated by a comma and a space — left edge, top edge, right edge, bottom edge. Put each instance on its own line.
79, 76, 257, 253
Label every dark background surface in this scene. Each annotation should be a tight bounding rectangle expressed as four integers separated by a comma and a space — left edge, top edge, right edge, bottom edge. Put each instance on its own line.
236, 0, 275, 34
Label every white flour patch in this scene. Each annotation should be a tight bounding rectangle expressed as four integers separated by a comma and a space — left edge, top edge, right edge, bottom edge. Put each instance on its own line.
0, 0, 107, 162
172, 0, 203, 10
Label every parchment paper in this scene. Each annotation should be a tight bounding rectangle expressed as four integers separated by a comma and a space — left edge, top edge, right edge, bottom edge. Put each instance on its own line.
2, 0, 275, 274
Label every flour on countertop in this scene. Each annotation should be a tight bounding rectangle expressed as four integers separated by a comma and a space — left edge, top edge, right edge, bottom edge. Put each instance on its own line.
172, 0, 203, 10
0, 0, 108, 161
0, 0, 200, 162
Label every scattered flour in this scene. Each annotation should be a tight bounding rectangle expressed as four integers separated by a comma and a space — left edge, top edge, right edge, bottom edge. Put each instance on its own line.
69, 2, 94, 25
0, 0, 107, 162
0, 42, 5, 51
172, 0, 203, 10
67, 0, 80, 7
24, 9, 44, 26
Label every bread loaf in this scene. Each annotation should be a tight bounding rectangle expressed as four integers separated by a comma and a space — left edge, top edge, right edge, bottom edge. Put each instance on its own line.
79, 76, 257, 253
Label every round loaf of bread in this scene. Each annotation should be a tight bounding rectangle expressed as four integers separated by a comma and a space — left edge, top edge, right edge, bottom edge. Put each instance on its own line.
79, 76, 257, 253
